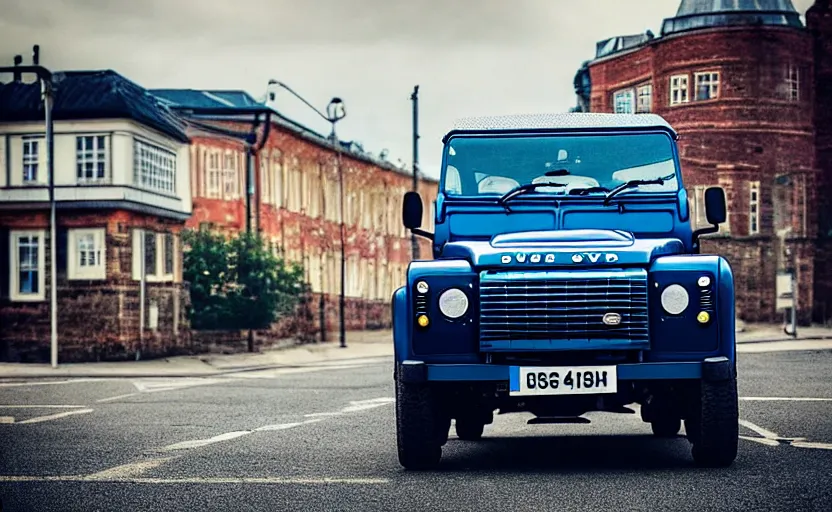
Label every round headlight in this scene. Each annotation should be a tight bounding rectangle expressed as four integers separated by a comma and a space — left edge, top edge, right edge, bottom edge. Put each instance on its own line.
438, 288, 469, 319
661, 284, 689, 315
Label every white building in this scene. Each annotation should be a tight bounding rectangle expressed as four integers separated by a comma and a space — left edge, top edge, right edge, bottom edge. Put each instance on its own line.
0, 69, 192, 362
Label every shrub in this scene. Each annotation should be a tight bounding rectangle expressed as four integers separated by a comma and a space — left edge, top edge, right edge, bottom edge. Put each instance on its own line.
182, 228, 306, 331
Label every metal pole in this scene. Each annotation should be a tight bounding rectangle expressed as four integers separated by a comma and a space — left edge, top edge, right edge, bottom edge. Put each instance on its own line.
410, 86, 420, 261
334, 122, 347, 348
43, 78, 57, 369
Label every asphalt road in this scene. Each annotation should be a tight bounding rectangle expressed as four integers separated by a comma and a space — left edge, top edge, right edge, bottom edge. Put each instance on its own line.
1, 351, 831, 512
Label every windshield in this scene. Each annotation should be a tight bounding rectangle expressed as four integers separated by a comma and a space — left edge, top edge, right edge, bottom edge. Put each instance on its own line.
442, 132, 679, 198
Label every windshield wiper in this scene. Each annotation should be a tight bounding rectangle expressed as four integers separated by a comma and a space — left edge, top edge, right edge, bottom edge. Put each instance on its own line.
568, 186, 610, 196
496, 182, 566, 212
602, 173, 676, 205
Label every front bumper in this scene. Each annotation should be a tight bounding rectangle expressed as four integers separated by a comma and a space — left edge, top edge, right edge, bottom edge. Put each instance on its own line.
398, 357, 732, 385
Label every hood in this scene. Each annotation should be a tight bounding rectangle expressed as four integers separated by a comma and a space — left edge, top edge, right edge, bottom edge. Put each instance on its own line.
441, 229, 684, 268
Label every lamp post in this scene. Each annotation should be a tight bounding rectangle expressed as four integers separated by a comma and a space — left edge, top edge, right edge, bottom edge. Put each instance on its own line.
266, 80, 348, 348
2, 50, 57, 367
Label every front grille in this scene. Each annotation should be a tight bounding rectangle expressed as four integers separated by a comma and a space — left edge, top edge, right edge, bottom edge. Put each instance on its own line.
478, 269, 649, 343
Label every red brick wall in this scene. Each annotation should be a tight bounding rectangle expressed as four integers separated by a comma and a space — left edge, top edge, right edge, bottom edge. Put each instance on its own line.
182, 120, 438, 339
0, 210, 190, 362
586, 24, 829, 324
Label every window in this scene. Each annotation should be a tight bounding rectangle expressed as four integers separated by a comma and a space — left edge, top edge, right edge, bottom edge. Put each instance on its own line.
76, 135, 108, 183
785, 64, 799, 101
68, 228, 106, 280
613, 89, 635, 114
223, 152, 239, 199
260, 156, 271, 204
10, 230, 45, 301
637, 84, 652, 113
132, 229, 175, 282
134, 140, 176, 194
749, 181, 760, 235
206, 151, 221, 198
670, 75, 689, 105
695, 72, 720, 101
23, 138, 40, 183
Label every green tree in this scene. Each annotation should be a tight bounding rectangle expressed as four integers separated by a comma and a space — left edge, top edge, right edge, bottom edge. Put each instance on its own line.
182, 228, 306, 331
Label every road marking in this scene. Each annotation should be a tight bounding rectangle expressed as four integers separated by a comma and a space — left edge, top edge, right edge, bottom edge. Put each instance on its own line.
340, 397, 394, 413
161, 431, 252, 452
0, 416, 14, 424
255, 419, 322, 432
85, 457, 177, 480
791, 441, 832, 450
17, 409, 94, 424
739, 435, 781, 446
0, 378, 105, 388
739, 419, 780, 440
96, 393, 139, 403
0, 475, 388, 485
740, 397, 832, 402
0, 405, 88, 409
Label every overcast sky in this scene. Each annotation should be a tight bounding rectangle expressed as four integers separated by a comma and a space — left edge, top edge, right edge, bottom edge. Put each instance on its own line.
0, 0, 816, 179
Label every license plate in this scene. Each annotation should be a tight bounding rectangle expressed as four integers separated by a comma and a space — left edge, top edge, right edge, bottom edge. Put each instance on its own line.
509, 365, 617, 396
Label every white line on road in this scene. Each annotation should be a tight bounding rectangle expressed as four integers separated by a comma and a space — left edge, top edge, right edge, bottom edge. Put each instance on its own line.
0, 378, 106, 388
791, 441, 832, 450
739, 435, 781, 446
96, 393, 139, 403
161, 431, 252, 452
85, 457, 177, 480
0, 475, 389, 485
17, 408, 94, 424
739, 419, 781, 440
740, 397, 832, 402
0, 416, 14, 424
255, 419, 322, 432
0, 405, 89, 409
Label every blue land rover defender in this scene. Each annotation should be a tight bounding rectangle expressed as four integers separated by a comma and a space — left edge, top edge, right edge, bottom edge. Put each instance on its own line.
393, 113, 738, 469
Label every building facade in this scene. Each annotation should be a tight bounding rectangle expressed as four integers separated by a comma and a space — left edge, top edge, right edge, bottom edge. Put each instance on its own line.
573, 0, 832, 325
0, 69, 192, 362
151, 89, 439, 340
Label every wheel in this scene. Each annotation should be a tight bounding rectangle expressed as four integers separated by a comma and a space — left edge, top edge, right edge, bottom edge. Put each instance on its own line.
686, 374, 739, 468
651, 416, 681, 438
395, 374, 447, 470
455, 417, 485, 441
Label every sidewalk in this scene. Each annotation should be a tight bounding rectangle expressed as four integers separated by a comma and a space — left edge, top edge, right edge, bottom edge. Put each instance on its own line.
0, 330, 394, 380
735, 321, 832, 344
2, 323, 832, 380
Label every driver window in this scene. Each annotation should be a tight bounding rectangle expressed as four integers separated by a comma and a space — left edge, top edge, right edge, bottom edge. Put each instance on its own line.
444, 165, 462, 195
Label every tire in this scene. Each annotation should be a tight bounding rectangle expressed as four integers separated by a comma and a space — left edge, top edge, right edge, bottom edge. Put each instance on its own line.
651, 416, 681, 438
455, 417, 485, 441
395, 376, 447, 470
686, 374, 739, 468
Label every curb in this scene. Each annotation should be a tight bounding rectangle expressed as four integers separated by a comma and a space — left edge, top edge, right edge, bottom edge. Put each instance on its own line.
737, 335, 832, 345
0, 353, 394, 380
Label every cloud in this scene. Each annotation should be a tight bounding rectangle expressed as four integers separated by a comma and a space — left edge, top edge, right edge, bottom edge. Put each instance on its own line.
0, 0, 819, 179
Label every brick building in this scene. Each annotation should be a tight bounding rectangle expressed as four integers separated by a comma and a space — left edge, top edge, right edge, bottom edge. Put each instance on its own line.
150, 88, 439, 339
0, 69, 193, 362
572, 0, 832, 325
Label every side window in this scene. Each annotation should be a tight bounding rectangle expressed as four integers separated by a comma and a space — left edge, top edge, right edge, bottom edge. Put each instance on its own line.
444, 166, 462, 195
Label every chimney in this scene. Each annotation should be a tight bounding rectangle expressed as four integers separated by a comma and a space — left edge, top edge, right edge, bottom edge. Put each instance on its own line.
32, 45, 40, 66
13, 55, 22, 82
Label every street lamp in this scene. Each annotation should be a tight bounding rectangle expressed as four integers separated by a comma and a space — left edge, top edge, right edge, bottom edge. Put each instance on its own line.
266, 80, 348, 348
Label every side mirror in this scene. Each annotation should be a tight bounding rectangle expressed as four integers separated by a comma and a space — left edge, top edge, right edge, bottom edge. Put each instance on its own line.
402, 191, 423, 229
704, 187, 726, 225
402, 191, 434, 241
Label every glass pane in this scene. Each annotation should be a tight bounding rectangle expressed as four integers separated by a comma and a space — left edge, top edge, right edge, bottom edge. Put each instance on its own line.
19, 271, 37, 294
